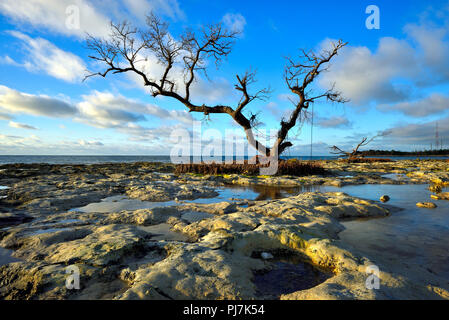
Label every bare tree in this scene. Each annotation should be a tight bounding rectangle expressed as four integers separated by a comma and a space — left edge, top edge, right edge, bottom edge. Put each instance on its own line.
330, 136, 377, 161
85, 13, 348, 158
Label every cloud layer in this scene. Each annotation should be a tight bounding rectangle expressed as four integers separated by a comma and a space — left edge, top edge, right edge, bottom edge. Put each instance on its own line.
319, 20, 449, 108
4, 31, 87, 82
378, 93, 449, 117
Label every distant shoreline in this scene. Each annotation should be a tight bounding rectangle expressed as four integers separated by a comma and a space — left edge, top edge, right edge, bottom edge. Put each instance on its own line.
0, 154, 448, 166
364, 154, 449, 157
360, 149, 449, 157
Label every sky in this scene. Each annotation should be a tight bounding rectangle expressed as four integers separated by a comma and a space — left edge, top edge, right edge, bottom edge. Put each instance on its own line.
0, 0, 449, 156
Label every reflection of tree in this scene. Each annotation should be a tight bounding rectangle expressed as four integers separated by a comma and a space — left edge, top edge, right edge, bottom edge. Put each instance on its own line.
226, 184, 323, 201
251, 185, 284, 201
251, 185, 316, 200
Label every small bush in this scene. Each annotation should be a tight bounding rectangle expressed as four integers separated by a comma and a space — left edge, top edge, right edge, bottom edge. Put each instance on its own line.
174, 159, 327, 176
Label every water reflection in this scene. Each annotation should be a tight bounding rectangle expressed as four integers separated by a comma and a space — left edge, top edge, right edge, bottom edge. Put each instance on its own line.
218, 184, 323, 201
321, 184, 449, 279
71, 184, 324, 213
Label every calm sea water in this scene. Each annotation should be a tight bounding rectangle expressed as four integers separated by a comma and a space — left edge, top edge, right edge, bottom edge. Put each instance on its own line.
0, 155, 338, 165
0, 155, 447, 165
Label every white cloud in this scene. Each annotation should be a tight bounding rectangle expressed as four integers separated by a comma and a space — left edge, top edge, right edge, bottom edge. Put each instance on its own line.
0, 86, 194, 128
0, 0, 186, 38
222, 13, 246, 34
378, 93, 449, 117
0, 112, 13, 120
6, 31, 87, 83
0, 55, 20, 66
380, 116, 449, 150
0, 133, 41, 148
76, 94, 145, 129
278, 93, 295, 102
0, 0, 111, 37
75, 91, 193, 129
8, 121, 38, 130
319, 19, 449, 106
0, 85, 77, 117
316, 116, 352, 129
319, 37, 416, 105
404, 23, 449, 84
128, 53, 234, 104
123, 0, 185, 22
78, 139, 103, 146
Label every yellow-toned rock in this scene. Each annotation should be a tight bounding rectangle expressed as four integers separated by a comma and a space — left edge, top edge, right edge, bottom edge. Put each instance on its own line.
416, 202, 437, 209
431, 192, 449, 200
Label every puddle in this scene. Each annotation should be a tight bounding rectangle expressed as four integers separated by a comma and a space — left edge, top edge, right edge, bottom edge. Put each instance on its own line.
195, 184, 322, 203
71, 195, 178, 213
0, 247, 20, 266
66, 181, 449, 280
381, 173, 410, 181
319, 184, 449, 279
253, 252, 332, 299
71, 185, 317, 213
138, 223, 189, 242
181, 211, 213, 223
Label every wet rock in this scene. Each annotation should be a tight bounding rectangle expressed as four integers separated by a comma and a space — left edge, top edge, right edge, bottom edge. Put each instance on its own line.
429, 184, 442, 193
416, 202, 437, 209
431, 192, 449, 200
431, 177, 449, 186
0, 212, 32, 227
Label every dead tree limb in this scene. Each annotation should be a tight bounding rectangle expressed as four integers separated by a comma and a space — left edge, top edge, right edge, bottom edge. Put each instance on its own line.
330, 136, 377, 161
85, 13, 347, 158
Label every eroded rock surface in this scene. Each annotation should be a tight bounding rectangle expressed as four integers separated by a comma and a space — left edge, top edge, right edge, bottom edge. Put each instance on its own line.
0, 160, 448, 300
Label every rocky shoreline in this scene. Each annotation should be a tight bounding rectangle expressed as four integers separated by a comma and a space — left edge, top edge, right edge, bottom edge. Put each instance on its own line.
0, 160, 448, 300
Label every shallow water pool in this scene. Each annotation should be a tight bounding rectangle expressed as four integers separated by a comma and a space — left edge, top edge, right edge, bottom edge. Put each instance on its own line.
0, 247, 19, 266
70, 184, 318, 213
253, 252, 332, 299
321, 184, 449, 279
68, 182, 449, 280
70, 195, 178, 213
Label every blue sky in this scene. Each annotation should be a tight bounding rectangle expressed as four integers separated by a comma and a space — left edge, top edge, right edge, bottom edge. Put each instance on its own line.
0, 0, 449, 155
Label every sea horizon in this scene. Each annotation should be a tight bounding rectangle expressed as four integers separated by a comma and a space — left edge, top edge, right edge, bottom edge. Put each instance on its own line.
1, 154, 448, 165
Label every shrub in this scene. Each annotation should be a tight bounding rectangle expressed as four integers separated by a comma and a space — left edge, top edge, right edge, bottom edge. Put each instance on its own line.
174, 159, 327, 176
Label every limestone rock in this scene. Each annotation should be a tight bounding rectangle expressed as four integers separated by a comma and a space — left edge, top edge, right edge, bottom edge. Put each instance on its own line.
416, 202, 437, 209
431, 192, 449, 200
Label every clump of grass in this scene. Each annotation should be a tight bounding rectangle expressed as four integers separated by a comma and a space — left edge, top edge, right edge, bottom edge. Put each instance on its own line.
174, 159, 327, 176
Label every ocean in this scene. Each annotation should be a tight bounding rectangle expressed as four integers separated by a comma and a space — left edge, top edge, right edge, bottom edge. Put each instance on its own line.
0, 155, 447, 165
0, 155, 336, 165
